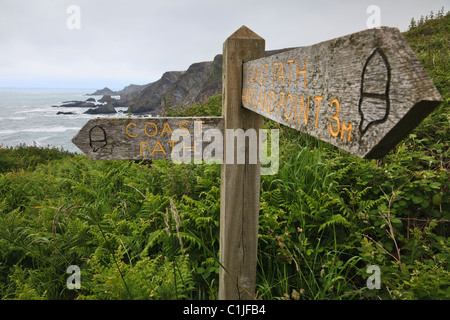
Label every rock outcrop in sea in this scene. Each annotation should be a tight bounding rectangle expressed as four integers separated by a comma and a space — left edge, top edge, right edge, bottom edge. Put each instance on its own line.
84, 102, 117, 114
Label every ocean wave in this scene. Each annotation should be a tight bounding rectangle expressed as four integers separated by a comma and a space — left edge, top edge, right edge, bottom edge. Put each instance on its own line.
15, 107, 53, 114
0, 126, 80, 135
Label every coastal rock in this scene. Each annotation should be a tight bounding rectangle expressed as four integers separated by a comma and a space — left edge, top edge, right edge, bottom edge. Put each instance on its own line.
110, 99, 128, 109
83, 102, 117, 114
127, 62, 216, 114
176, 54, 223, 106
57, 111, 75, 115
60, 101, 96, 108
128, 71, 184, 113
98, 95, 112, 103
87, 87, 117, 96
116, 83, 153, 101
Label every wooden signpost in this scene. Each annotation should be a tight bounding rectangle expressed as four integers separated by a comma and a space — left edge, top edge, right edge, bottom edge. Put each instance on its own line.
72, 117, 223, 161
72, 26, 442, 300
241, 27, 442, 159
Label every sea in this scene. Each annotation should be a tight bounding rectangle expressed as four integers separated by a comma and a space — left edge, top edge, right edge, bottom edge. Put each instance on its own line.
0, 88, 130, 153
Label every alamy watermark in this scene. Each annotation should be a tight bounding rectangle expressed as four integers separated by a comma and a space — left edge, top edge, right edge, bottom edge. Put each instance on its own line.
66, 265, 81, 290
366, 265, 381, 289
66, 5, 81, 30
169, 128, 279, 175
366, 5, 381, 29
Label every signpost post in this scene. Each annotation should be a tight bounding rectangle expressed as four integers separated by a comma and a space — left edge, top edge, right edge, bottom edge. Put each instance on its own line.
73, 25, 442, 300
219, 26, 265, 300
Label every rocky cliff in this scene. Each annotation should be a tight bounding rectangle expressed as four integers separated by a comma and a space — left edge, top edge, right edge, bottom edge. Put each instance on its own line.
126, 54, 222, 114
116, 83, 153, 102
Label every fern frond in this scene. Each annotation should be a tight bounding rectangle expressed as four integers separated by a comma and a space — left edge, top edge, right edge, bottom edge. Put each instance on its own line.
319, 214, 350, 232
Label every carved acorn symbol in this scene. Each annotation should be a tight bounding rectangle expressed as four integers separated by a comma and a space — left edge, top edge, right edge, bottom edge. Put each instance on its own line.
89, 125, 107, 152
358, 48, 391, 136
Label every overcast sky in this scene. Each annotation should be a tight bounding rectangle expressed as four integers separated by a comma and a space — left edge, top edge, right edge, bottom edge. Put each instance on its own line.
0, 0, 448, 89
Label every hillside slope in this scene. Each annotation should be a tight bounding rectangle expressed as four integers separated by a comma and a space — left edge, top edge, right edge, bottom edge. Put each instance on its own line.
403, 12, 449, 95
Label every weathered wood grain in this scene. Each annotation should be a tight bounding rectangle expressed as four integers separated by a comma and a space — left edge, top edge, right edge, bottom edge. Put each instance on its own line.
219, 25, 265, 300
242, 27, 442, 159
71, 117, 223, 160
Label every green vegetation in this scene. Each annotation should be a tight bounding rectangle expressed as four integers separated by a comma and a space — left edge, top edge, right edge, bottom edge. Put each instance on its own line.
0, 13, 448, 300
